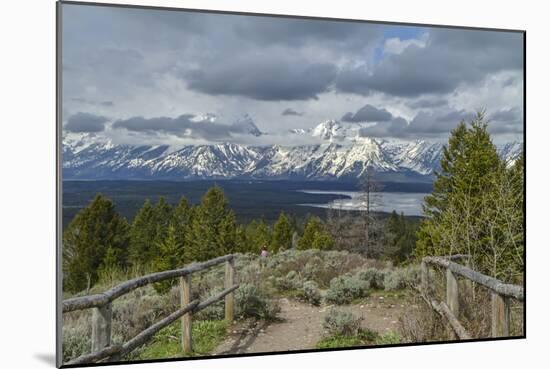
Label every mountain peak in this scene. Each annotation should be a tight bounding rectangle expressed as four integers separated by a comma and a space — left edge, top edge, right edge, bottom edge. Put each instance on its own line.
230, 114, 263, 137
311, 120, 346, 141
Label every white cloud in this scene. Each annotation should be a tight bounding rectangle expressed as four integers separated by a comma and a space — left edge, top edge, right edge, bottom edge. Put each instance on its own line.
383, 33, 428, 55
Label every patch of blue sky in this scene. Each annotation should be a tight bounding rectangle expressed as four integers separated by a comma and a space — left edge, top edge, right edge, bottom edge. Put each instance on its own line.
373, 25, 429, 64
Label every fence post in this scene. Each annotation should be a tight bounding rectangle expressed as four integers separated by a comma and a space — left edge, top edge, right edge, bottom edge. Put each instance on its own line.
491, 293, 510, 337
91, 303, 112, 353
225, 257, 235, 322
446, 268, 459, 317
181, 274, 192, 353
421, 260, 429, 293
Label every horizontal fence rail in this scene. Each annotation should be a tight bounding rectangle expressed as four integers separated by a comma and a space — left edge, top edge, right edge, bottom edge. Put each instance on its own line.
422, 256, 524, 301
420, 255, 523, 339
63, 254, 234, 313
62, 254, 239, 365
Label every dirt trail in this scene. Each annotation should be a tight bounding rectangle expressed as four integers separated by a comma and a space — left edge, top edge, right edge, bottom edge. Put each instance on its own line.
213, 294, 409, 355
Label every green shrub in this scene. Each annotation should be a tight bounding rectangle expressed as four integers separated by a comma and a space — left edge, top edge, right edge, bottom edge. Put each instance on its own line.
235, 283, 280, 320
323, 308, 363, 336
383, 269, 407, 291
316, 334, 363, 349
194, 286, 226, 320
301, 280, 321, 306
62, 326, 91, 363
239, 262, 262, 285
375, 331, 402, 345
274, 270, 303, 291
383, 266, 419, 291
403, 265, 420, 285
355, 268, 385, 289
316, 329, 378, 349
137, 320, 229, 359
302, 257, 323, 280
325, 275, 370, 305
112, 285, 179, 340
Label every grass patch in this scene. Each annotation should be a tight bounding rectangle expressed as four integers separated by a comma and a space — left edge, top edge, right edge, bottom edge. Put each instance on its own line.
137, 320, 229, 359
316, 329, 378, 349
277, 289, 302, 299
350, 296, 369, 305
316, 329, 402, 349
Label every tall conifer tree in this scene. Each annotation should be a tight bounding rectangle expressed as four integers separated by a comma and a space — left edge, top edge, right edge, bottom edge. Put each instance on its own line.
63, 194, 129, 293
271, 212, 293, 252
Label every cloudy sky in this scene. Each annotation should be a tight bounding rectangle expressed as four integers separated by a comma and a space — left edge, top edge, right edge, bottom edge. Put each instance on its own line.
61, 3, 524, 146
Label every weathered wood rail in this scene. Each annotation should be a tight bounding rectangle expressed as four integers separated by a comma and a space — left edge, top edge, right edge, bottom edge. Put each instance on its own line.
420, 255, 523, 339
62, 254, 239, 366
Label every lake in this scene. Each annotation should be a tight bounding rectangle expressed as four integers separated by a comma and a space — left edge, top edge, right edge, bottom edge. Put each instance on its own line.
297, 190, 428, 216
62, 180, 431, 228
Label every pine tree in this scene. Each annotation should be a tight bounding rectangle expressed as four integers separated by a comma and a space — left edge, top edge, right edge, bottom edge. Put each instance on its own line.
385, 211, 417, 263
128, 199, 157, 267
271, 212, 293, 252
153, 197, 173, 243
151, 225, 180, 293
235, 225, 248, 254
311, 230, 335, 250
297, 216, 335, 251
297, 216, 322, 250
173, 197, 192, 264
63, 194, 129, 293
245, 219, 272, 254
423, 122, 469, 217
188, 186, 237, 261
415, 112, 523, 281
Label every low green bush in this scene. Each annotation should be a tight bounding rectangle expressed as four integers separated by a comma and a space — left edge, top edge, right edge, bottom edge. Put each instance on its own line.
383, 269, 407, 291
322, 308, 363, 337
235, 283, 280, 320
137, 320, 229, 359
62, 326, 91, 363
355, 268, 386, 290
301, 280, 321, 306
325, 275, 370, 305
316, 334, 363, 349
274, 270, 303, 291
375, 331, 402, 345
382, 265, 420, 291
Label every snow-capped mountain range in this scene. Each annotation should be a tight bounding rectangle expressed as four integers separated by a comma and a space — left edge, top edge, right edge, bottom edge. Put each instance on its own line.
62, 120, 523, 181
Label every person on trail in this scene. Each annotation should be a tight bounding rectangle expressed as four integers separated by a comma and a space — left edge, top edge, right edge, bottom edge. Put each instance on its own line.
260, 247, 269, 269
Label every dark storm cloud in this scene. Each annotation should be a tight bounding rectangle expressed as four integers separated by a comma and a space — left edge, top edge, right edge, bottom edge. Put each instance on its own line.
488, 107, 523, 134
341, 104, 393, 122
358, 117, 408, 137
62, 4, 523, 142
71, 97, 115, 107
65, 112, 109, 133
282, 108, 304, 117
185, 56, 337, 101
408, 109, 476, 134
113, 115, 225, 140
112, 114, 262, 140
358, 109, 476, 138
233, 17, 381, 48
335, 29, 523, 97
407, 98, 448, 109
490, 107, 521, 122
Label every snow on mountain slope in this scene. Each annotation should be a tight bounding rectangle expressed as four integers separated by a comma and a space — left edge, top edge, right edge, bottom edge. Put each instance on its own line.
498, 141, 523, 166
61, 122, 522, 181
381, 140, 443, 175
146, 143, 262, 178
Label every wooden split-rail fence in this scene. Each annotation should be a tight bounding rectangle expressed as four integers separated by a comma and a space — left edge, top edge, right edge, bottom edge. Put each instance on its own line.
420, 255, 524, 339
62, 254, 239, 366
